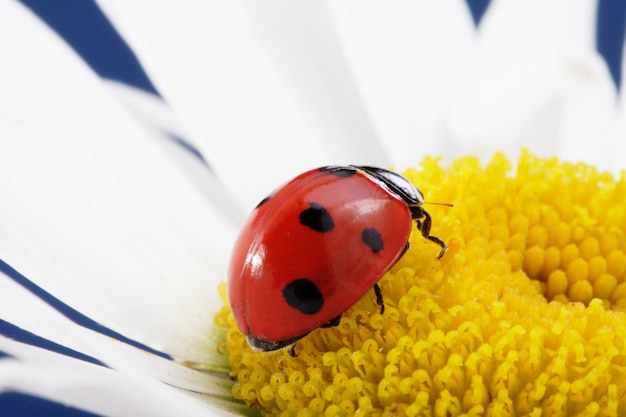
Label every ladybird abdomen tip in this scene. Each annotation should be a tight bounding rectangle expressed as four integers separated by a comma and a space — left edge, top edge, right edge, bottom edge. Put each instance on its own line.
246, 334, 304, 352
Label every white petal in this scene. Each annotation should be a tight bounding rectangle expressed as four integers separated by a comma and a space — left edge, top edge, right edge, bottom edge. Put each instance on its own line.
104, 81, 187, 140
449, 0, 625, 166
328, 0, 478, 167
616, 31, 626, 174
0, 269, 231, 396
330, 0, 618, 167
0, 337, 241, 417
480, 0, 597, 63
554, 56, 623, 171
0, 1, 237, 362
97, 0, 391, 210
105, 81, 247, 226
446, 52, 620, 160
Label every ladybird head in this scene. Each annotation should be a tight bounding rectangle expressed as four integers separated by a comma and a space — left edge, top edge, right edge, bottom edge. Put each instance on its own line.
352, 166, 424, 206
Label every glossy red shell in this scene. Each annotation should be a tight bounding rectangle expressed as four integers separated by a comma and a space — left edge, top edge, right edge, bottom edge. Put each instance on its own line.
228, 167, 412, 343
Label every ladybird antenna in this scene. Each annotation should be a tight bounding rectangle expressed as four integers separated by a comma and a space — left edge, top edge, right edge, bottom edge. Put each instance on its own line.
424, 201, 454, 207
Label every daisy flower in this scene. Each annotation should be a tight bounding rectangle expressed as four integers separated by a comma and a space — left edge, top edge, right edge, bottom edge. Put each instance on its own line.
1, 1, 626, 416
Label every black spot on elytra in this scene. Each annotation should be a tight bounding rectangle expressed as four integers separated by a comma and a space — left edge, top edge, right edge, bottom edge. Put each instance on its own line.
299, 202, 334, 232
361, 228, 383, 253
255, 194, 272, 209
319, 166, 356, 178
282, 279, 324, 315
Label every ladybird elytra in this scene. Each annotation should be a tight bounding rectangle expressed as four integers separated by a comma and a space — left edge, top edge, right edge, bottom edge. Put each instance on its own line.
227, 165, 447, 351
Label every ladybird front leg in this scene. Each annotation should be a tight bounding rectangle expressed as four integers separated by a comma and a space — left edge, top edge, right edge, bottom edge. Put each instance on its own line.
415, 206, 430, 235
412, 206, 447, 260
427, 235, 447, 260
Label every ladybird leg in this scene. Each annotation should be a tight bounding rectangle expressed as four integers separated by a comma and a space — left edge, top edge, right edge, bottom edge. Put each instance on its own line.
289, 344, 298, 357
374, 284, 385, 314
414, 207, 447, 260
428, 235, 447, 260
410, 205, 426, 222
418, 208, 432, 236
396, 241, 410, 260
322, 315, 342, 328
403, 241, 410, 255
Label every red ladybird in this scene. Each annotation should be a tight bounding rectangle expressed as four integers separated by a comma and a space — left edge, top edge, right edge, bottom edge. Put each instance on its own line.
228, 166, 447, 351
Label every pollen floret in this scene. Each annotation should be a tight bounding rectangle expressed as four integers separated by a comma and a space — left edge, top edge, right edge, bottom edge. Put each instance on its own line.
215, 150, 626, 417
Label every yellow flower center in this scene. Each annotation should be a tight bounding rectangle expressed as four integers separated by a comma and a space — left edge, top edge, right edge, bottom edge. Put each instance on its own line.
214, 150, 626, 416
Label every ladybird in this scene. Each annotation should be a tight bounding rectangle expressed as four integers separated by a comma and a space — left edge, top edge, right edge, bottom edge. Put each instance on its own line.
227, 166, 447, 351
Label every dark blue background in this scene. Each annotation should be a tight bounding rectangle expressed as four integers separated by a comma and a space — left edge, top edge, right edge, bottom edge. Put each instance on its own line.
3, 0, 626, 416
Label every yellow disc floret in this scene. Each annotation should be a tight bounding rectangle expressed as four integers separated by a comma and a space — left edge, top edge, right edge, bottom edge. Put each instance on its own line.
214, 150, 626, 417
